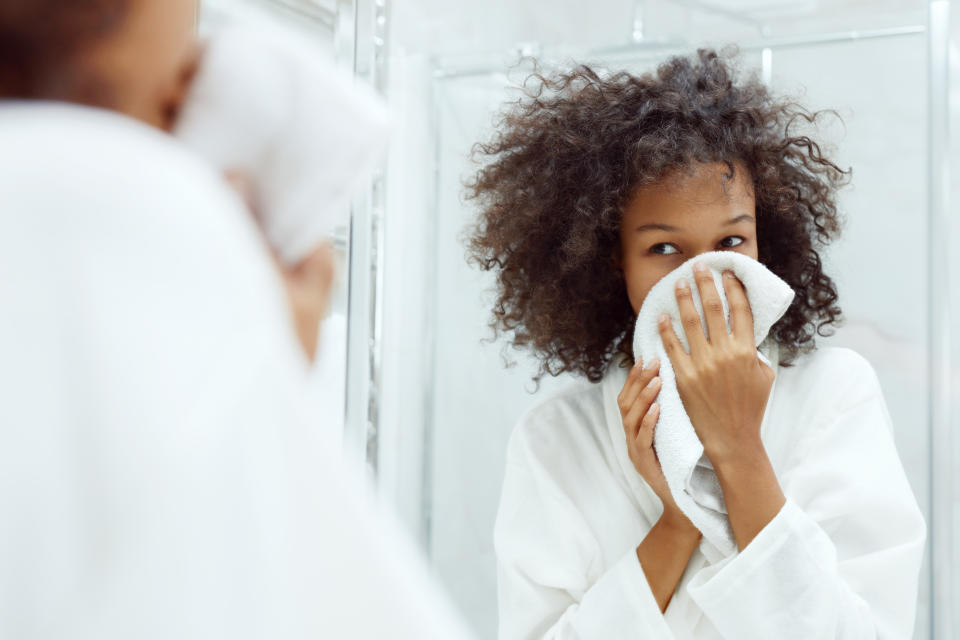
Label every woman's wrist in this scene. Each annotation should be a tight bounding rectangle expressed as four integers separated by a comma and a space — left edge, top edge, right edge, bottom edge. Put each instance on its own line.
659, 507, 701, 539
639, 509, 703, 613
711, 442, 786, 551
705, 431, 766, 471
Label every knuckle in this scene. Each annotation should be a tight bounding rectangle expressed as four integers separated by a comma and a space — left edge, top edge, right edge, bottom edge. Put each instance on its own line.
705, 298, 724, 314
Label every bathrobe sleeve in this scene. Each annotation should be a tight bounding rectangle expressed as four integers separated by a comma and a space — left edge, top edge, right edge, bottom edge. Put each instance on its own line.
685, 350, 926, 639
494, 427, 674, 639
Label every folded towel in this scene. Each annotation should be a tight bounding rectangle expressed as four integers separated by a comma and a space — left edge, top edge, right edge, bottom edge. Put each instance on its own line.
631, 251, 795, 556
174, 20, 391, 265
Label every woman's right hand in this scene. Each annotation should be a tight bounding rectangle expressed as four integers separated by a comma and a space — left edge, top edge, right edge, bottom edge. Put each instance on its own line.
617, 358, 695, 530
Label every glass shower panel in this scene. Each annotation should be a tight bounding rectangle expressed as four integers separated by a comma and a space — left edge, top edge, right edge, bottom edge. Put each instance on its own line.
770, 35, 931, 639
952, 2, 960, 630
428, 71, 578, 639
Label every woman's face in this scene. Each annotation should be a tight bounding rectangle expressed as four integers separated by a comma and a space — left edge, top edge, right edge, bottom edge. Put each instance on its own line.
618, 161, 759, 315
80, 0, 200, 130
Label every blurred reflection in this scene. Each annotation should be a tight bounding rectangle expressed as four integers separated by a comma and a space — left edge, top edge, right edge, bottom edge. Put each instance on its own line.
0, 1, 472, 638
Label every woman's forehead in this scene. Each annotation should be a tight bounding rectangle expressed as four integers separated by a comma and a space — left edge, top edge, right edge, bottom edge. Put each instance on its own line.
624, 162, 756, 226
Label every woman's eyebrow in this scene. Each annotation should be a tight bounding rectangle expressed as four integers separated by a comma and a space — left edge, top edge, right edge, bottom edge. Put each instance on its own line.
635, 222, 682, 233
634, 214, 755, 233
724, 214, 755, 226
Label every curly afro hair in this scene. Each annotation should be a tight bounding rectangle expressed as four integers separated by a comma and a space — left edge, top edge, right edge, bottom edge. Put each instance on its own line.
465, 48, 849, 383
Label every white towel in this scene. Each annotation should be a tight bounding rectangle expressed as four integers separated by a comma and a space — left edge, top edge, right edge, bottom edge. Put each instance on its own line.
174, 20, 391, 265
631, 250, 795, 556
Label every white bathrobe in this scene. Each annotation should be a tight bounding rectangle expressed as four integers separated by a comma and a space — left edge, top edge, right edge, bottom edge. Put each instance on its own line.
0, 103, 472, 640
494, 339, 926, 639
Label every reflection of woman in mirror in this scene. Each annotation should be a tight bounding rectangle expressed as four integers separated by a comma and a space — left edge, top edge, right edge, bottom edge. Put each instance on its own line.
467, 49, 924, 638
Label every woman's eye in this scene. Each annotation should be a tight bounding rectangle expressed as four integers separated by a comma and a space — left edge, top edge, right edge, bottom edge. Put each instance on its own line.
650, 243, 678, 255
720, 236, 745, 248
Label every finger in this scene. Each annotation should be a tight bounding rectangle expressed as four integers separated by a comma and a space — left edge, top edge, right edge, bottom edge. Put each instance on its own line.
617, 361, 645, 416
657, 312, 692, 372
722, 270, 754, 346
623, 374, 661, 437
673, 277, 709, 357
617, 357, 660, 416
623, 379, 660, 440
692, 261, 730, 344
635, 401, 660, 449
638, 372, 662, 409
624, 392, 654, 442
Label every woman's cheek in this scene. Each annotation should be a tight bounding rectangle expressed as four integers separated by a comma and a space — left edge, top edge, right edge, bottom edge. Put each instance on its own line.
628, 266, 674, 316
625, 277, 653, 317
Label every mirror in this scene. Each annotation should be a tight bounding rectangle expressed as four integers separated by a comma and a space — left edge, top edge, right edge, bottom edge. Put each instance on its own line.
196, 1, 954, 637
373, 1, 952, 638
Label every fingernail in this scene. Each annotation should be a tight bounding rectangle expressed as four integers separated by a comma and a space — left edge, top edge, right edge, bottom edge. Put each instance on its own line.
724, 270, 734, 279
676, 278, 688, 289
694, 261, 707, 272
658, 313, 669, 324
646, 357, 659, 369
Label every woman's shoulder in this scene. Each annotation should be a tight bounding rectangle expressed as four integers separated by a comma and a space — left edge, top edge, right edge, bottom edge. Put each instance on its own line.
504, 377, 610, 468
778, 344, 883, 401
769, 344, 889, 449
787, 343, 877, 372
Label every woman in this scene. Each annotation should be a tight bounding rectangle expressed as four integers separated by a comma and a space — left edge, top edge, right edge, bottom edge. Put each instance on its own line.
468, 49, 925, 638
0, 2, 472, 638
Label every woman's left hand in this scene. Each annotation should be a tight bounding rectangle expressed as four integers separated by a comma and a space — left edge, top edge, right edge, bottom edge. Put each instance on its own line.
657, 261, 776, 466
